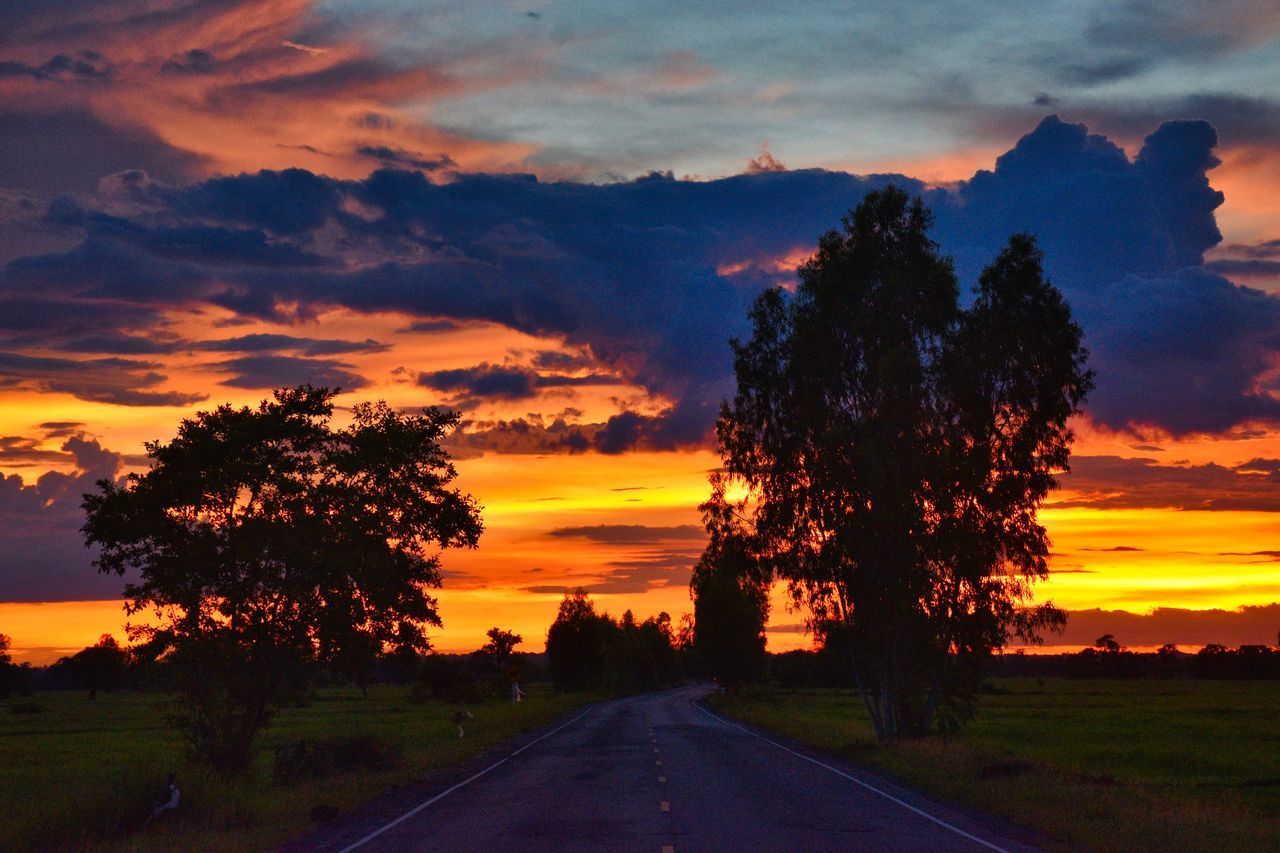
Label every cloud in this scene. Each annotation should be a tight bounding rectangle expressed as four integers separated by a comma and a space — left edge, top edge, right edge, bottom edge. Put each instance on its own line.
1055, 455, 1280, 511
0, 435, 73, 467
548, 524, 705, 545
195, 334, 388, 356
0, 51, 111, 81
0, 435, 134, 602
746, 144, 786, 174
0, 109, 206, 195
419, 363, 538, 401
401, 319, 464, 334
521, 546, 701, 594
211, 354, 369, 390
1051, 603, 1280, 647
0, 350, 204, 407
3, 115, 1277, 444
1050, 94, 1280, 155
355, 145, 455, 172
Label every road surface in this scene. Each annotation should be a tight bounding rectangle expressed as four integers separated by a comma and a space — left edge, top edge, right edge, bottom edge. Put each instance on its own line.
309, 684, 1038, 852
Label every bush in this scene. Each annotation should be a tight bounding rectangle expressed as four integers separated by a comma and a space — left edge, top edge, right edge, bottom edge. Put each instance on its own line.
10, 701, 44, 714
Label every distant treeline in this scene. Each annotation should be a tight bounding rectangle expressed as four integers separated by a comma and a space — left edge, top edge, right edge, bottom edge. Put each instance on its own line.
1, 590, 694, 703
0, 631, 557, 703
990, 644, 1280, 680
763, 642, 1280, 687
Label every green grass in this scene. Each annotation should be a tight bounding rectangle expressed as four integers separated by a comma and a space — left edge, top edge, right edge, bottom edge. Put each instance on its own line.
709, 679, 1280, 852
0, 685, 585, 851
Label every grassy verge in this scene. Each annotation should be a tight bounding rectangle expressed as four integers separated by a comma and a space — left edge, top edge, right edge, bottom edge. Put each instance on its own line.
708, 679, 1280, 852
1, 685, 586, 851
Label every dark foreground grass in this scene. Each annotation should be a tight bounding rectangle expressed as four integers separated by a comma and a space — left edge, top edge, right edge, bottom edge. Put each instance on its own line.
709, 679, 1280, 852
0, 685, 584, 851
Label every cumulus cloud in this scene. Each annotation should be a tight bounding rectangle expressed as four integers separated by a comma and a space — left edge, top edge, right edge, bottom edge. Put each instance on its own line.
0, 435, 133, 602
2, 115, 1277, 445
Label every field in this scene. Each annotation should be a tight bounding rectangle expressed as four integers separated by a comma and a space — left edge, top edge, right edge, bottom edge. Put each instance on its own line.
709, 679, 1280, 852
0, 685, 584, 851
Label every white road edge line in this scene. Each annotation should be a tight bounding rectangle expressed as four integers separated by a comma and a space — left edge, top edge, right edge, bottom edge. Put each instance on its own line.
338, 707, 594, 852
694, 702, 1012, 853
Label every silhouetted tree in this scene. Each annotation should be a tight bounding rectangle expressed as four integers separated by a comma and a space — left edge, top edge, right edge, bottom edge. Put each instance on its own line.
545, 589, 612, 691
82, 386, 483, 772
0, 633, 13, 699
690, 485, 769, 689
545, 591, 679, 692
480, 627, 523, 668
715, 187, 1091, 737
58, 634, 130, 699
606, 610, 680, 691
1095, 634, 1123, 655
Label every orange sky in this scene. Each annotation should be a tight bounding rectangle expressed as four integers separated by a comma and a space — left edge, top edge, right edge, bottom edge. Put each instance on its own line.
1, 0, 1278, 665
4, 306, 1280, 663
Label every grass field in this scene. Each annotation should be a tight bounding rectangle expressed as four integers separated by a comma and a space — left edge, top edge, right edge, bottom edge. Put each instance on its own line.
709, 679, 1280, 852
0, 685, 585, 851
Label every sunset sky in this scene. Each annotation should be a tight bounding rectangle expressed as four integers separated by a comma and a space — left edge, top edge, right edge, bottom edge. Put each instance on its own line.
2, 0, 1280, 664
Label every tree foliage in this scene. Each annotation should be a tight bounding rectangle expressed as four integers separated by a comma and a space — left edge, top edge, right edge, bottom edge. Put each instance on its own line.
82, 385, 483, 770
545, 589, 679, 693
55, 634, 130, 700
0, 633, 14, 699
716, 187, 1092, 737
480, 627, 523, 667
689, 482, 770, 689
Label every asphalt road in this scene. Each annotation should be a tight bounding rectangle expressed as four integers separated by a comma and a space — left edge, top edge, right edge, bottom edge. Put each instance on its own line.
315, 684, 1038, 853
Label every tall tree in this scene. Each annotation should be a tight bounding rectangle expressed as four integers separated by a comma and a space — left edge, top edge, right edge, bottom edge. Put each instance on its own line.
716, 187, 1091, 737
689, 480, 769, 689
545, 589, 612, 692
82, 386, 483, 771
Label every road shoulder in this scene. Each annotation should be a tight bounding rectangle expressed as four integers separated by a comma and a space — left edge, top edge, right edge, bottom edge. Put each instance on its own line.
696, 696, 1046, 852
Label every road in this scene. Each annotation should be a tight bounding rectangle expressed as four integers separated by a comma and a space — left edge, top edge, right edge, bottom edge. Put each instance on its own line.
311, 684, 1037, 853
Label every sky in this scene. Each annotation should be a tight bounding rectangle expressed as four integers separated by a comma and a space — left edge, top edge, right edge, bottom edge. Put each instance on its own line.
2, 0, 1280, 663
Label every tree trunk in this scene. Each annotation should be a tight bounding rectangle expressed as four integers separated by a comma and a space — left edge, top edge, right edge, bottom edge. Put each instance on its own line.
838, 604, 885, 740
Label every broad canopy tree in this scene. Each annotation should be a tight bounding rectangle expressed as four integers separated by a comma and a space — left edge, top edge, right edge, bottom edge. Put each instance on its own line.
716, 187, 1092, 737
82, 386, 483, 770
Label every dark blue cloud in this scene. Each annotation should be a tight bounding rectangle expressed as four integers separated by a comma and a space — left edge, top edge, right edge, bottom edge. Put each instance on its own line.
420, 363, 538, 401
0, 350, 204, 407
0, 109, 206, 195
0, 435, 134, 602
212, 354, 369, 391
355, 145, 455, 172
2, 115, 1274, 441
0, 50, 111, 81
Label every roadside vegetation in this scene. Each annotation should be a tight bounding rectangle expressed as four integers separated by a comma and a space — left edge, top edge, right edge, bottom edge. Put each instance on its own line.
0, 683, 583, 851
710, 679, 1280, 852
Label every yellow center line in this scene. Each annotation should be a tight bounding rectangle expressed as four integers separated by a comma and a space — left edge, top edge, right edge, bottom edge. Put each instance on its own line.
658, 775, 666, 783
661, 846, 675, 853
656, 759, 662, 766
660, 801, 670, 812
